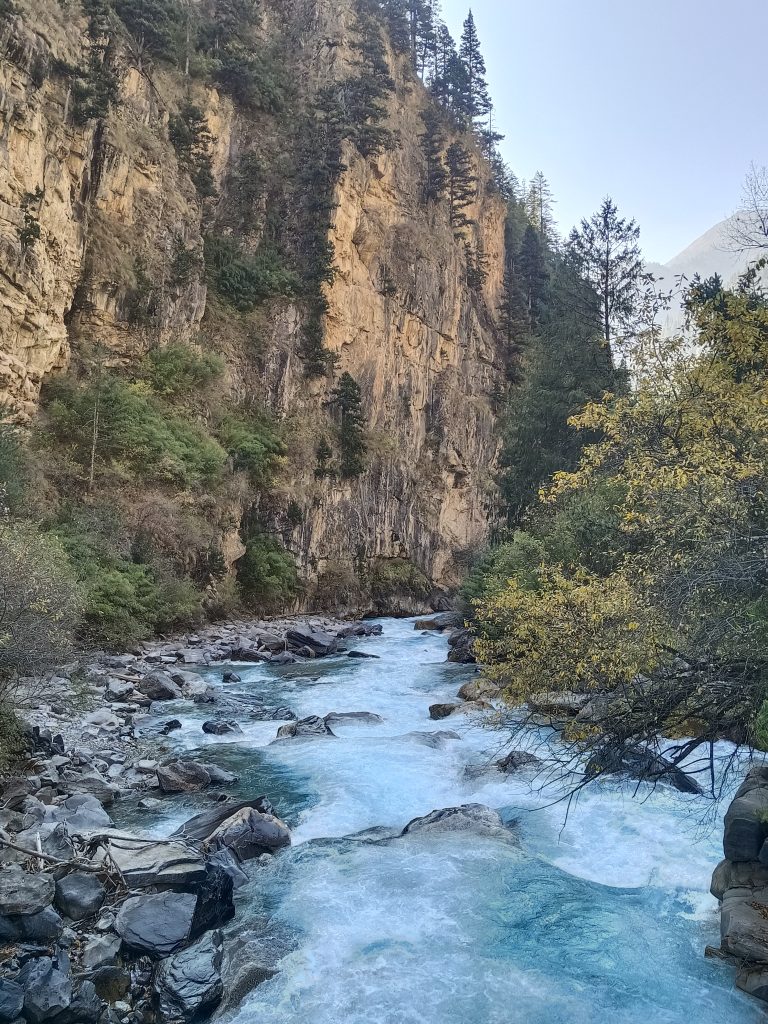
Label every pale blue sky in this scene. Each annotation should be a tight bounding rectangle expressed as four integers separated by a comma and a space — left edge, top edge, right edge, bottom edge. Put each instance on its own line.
440, 0, 767, 263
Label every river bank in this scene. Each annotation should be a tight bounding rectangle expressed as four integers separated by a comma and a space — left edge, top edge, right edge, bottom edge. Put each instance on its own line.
0, 617, 764, 1024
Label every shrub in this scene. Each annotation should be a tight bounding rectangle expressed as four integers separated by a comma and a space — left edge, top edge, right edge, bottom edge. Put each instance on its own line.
368, 558, 431, 602
216, 412, 284, 487
204, 235, 299, 312
0, 414, 29, 514
238, 533, 299, 612
143, 344, 223, 400
44, 375, 227, 487
212, 46, 287, 112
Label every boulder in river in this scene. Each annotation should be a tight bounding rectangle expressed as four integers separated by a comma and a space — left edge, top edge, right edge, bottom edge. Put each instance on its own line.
172, 798, 275, 844
405, 730, 462, 748
154, 930, 224, 1022
429, 703, 461, 720
205, 806, 291, 860
585, 743, 703, 795
115, 891, 198, 957
276, 716, 335, 739
496, 751, 543, 773
720, 889, 768, 961
527, 691, 590, 717
724, 787, 768, 862
137, 671, 183, 701
324, 712, 384, 726
347, 651, 380, 659
458, 678, 500, 702
157, 761, 212, 793
448, 628, 477, 664
202, 720, 243, 736
414, 612, 463, 631
285, 628, 339, 657
401, 804, 516, 841
190, 865, 236, 936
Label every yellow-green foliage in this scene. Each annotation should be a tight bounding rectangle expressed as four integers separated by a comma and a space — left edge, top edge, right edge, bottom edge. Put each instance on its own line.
476, 267, 768, 745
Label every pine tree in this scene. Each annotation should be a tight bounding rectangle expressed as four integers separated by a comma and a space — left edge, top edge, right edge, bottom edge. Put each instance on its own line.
518, 224, 549, 326
420, 107, 448, 203
526, 171, 556, 242
465, 241, 489, 291
114, 0, 183, 63
380, 0, 410, 52
430, 22, 457, 106
566, 197, 646, 348
315, 436, 334, 479
347, 8, 396, 157
458, 10, 490, 124
330, 373, 367, 478
445, 142, 476, 229
497, 264, 529, 347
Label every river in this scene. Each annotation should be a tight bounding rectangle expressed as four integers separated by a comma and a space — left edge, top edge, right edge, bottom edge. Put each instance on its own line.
120, 618, 762, 1023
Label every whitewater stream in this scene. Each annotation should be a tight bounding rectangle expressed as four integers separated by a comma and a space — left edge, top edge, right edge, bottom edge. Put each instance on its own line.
124, 619, 762, 1023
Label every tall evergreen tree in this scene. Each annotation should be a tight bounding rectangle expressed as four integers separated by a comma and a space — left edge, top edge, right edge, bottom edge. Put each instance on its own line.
518, 225, 549, 326
566, 197, 646, 348
430, 21, 457, 106
445, 142, 476, 229
526, 171, 556, 242
458, 10, 490, 124
420, 107, 448, 203
330, 372, 367, 478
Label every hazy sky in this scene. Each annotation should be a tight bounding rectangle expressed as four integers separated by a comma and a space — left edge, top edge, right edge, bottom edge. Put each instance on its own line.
440, 0, 767, 263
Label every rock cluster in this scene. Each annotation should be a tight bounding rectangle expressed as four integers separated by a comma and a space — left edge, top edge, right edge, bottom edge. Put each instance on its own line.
711, 766, 768, 1004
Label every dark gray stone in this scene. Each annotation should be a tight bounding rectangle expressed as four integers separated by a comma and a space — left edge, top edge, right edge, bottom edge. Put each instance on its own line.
205, 807, 291, 860
414, 612, 463, 631
0, 981, 23, 1023
82, 933, 122, 971
276, 716, 335, 739
285, 628, 339, 656
223, 671, 241, 683
0, 868, 54, 916
586, 743, 704, 796
154, 930, 224, 1022
347, 651, 380, 659
249, 705, 297, 722
138, 671, 183, 701
0, 777, 35, 811
115, 891, 197, 957
202, 721, 242, 736
20, 956, 74, 1024
324, 712, 384, 726
496, 751, 542, 773
724, 788, 768, 861
721, 889, 768, 960
172, 798, 274, 843
190, 866, 235, 938
55, 873, 105, 921
0, 906, 64, 942
157, 761, 212, 793
429, 703, 460, 720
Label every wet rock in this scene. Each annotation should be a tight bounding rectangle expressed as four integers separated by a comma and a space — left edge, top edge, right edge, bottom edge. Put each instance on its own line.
198, 763, 238, 786
160, 719, 183, 735
0, 906, 64, 942
154, 930, 224, 1022
429, 703, 461, 720
205, 806, 291, 860
190, 866, 235, 937
96, 834, 206, 888
202, 720, 242, 736
249, 705, 297, 722
276, 716, 335, 739
724, 788, 768, 862
0, 980, 24, 1022
458, 678, 499, 702
54, 873, 105, 921
157, 761, 212, 794
585, 743, 703, 795
414, 612, 463, 631
0, 868, 54, 916
230, 648, 272, 663
324, 712, 384, 726
496, 751, 543, 773
270, 651, 298, 665
171, 798, 274, 844
448, 628, 476, 664
20, 956, 72, 1024
402, 804, 513, 841
285, 628, 339, 657
347, 651, 380, 659
223, 671, 241, 683
721, 889, 768, 960
405, 730, 462, 748
115, 891, 197, 957
737, 966, 768, 1003
137, 671, 183, 701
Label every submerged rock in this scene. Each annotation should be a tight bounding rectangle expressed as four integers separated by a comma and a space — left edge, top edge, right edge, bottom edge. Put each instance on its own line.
276, 716, 335, 739
429, 703, 461, 720
496, 751, 542, 773
401, 804, 514, 841
202, 720, 243, 736
324, 712, 384, 726
586, 744, 703, 795
458, 678, 499, 702
405, 730, 461, 749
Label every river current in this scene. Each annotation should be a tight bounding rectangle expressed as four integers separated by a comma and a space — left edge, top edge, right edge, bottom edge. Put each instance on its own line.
125, 618, 762, 1023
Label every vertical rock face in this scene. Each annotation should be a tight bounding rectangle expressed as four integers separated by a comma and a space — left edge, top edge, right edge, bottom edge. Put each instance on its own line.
0, 0, 508, 609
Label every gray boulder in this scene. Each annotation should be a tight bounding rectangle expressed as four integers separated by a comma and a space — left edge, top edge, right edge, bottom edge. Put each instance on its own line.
347, 651, 380, 659
0, 980, 23, 1023
190, 866, 235, 937
586, 744, 704, 796
276, 716, 335, 739
324, 712, 384, 727
711, 859, 768, 900
724, 788, 768, 861
721, 889, 768, 960
82, 933, 122, 971
154, 930, 224, 1022
198, 763, 238, 786
0, 906, 63, 941
528, 691, 590, 717
429, 703, 460, 720
0, 867, 54, 916
448, 628, 476, 664
205, 806, 291, 860
115, 891, 197, 957
95, 833, 206, 888
202, 720, 242, 736
157, 761, 212, 793
172, 798, 274, 844
737, 966, 768, 1003
414, 613, 462, 631
138, 671, 183, 701
458, 678, 499, 702
249, 705, 297, 722
285, 628, 339, 656
20, 957, 72, 1024
497, 751, 542, 773
402, 804, 514, 841
0, 776, 35, 810
55, 873, 105, 920
63, 773, 119, 806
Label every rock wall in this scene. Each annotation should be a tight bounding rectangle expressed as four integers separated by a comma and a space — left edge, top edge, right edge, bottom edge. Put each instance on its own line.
0, 0, 508, 610
711, 766, 768, 1004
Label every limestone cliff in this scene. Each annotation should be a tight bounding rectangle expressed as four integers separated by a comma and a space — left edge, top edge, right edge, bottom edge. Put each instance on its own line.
0, 0, 508, 614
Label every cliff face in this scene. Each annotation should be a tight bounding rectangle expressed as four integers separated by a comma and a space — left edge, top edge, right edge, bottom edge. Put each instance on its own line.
0, 0, 508, 613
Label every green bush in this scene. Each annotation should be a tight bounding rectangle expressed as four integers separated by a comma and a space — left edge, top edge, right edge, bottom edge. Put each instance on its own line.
44, 376, 227, 488
238, 533, 299, 612
216, 412, 284, 487
212, 46, 287, 112
0, 415, 29, 514
368, 558, 431, 602
459, 533, 546, 608
143, 344, 223, 400
204, 235, 299, 312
